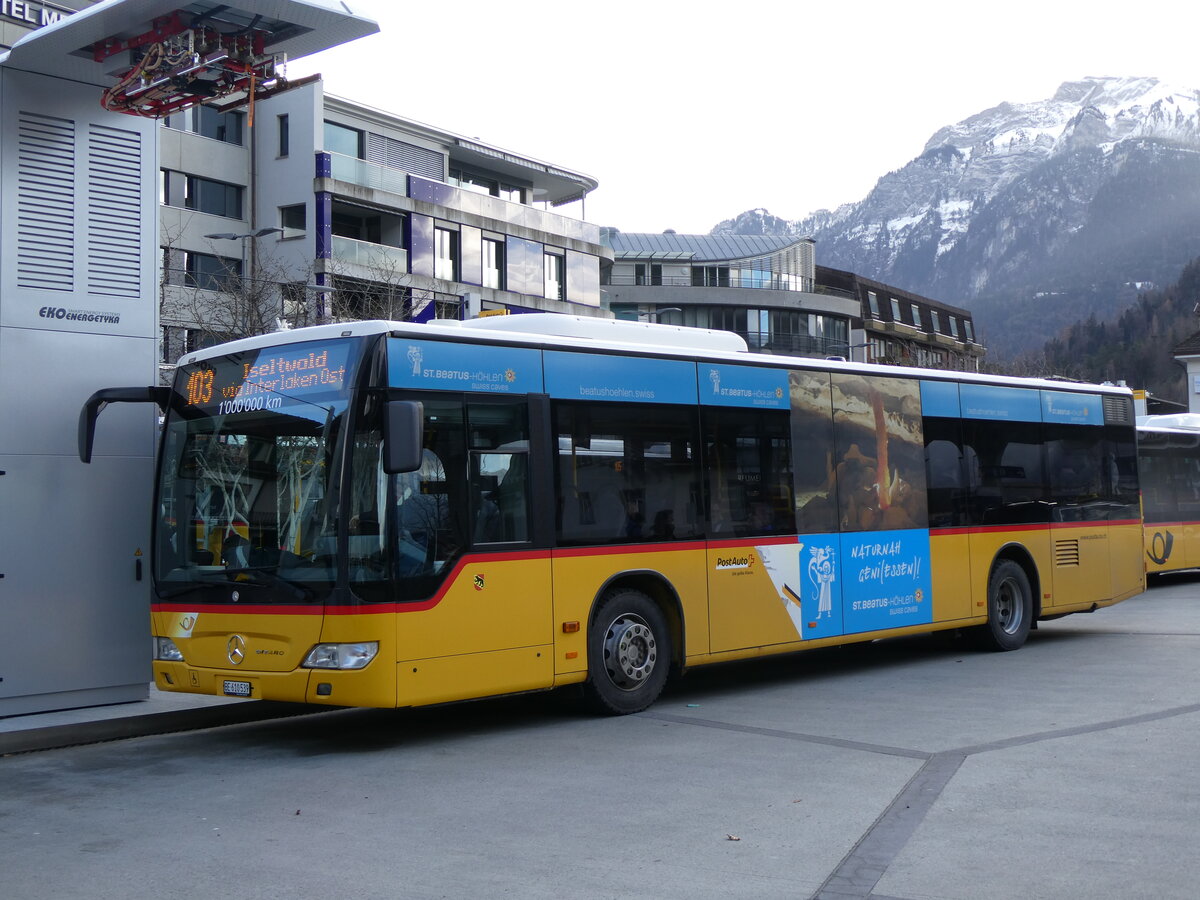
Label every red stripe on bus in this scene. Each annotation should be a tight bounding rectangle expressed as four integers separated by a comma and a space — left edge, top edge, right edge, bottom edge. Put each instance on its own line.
552, 540, 707, 558
936, 519, 1142, 537
706, 536, 799, 550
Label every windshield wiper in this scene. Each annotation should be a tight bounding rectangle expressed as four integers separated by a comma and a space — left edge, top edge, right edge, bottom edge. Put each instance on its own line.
158, 566, 312, 601
216, 566, 313, 601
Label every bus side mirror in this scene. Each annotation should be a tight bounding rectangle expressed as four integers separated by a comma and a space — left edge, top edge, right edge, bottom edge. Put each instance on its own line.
383, 400, 424, 474
79, 386, 171, 463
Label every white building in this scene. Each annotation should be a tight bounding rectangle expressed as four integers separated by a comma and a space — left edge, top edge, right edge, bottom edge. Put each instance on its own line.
160, 80, 610, 368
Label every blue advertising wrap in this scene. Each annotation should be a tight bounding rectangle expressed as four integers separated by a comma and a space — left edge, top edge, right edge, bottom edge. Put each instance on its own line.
387, 338, 544, 394
702, 364, 790, 409
544, 351, 697, 404
919, 380, 961, 418
797, 529, 933, 639
1041, 389, 1103, 426
959, 383, 1043, 423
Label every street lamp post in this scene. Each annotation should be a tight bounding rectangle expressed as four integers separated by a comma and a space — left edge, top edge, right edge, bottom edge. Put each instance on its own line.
204, 227, 284, 326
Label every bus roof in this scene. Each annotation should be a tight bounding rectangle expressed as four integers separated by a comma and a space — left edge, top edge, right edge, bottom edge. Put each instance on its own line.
176, 315, 1134, 398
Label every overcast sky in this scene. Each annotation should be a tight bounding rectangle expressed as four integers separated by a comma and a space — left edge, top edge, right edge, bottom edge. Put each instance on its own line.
290, 0, 1200, 235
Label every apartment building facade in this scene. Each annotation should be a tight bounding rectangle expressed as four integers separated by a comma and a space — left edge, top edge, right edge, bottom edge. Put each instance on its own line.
160, 77, 609, 369
816, 266, 983, 371
601, 231, 861, 358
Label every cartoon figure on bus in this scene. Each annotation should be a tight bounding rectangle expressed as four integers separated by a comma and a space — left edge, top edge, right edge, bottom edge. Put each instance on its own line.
809, 544, 836, 619
408, 344, 423, 376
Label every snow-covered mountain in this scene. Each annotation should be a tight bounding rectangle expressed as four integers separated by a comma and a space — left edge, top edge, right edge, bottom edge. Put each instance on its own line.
713, 77, 1200, 357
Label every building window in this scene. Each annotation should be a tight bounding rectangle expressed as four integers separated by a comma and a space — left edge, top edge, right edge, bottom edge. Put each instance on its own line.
911, 304, 922, 327
890, 298, 902, 320
949, 317, 960, 338
195, 106, 243, 145
635, 263, 662, 286
325, 121, 365, 159
964, 320, 975, 343
183, 251, 241, 291
280, 204, 306, 239
184, 175, 242, 218
483, 238, 504, 289
931, 310, 941, 333
435, 227, 459, 281
450, 168, 528, 204
867, 291, 879, 317
868, 336, 887, 362
544, 252, 565, 301
159, 169, 169, 206
277, 114, 289, 157
693, 265, 731, 287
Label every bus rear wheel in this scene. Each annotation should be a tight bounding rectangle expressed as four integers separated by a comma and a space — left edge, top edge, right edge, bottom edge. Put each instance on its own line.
975, 559, 1033, 651
583, 589, 671, 715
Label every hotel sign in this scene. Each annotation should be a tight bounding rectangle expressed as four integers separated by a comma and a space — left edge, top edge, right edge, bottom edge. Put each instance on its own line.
1, 1, 71, 29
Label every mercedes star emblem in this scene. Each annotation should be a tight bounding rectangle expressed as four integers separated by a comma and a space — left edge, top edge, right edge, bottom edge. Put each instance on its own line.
227, 634, 246, 665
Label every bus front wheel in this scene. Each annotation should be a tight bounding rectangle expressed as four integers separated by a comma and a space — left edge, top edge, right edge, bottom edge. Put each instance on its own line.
583, 589, 671, 715
976, 559, 1033, 651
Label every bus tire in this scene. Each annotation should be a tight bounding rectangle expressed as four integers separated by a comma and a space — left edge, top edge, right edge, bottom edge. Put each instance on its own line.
975, 559, 1033, 651
583, 589, 671, 715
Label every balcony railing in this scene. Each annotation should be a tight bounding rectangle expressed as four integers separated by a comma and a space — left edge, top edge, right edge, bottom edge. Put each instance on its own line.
408, 173, 600, 243
606, 272, 814, 292
322, 153, 601, 244
328, 152, 409, 195
330, 235, 408, 272
741, 332, 851, 358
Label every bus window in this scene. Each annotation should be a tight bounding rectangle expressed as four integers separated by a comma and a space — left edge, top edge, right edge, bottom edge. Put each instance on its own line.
554, 402, 700, 545
789, 370, 837, 534
702, 407, 795, 537
467, 399, 531, 545
393, 400, 467, 599
962, 419, 1049, 525
924, 416, 968, 528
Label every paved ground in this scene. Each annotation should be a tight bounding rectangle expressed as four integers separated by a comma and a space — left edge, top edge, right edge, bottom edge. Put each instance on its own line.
3, 574, 1200, 899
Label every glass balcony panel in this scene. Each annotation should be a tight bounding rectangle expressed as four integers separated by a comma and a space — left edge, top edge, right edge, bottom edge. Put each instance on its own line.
330, 235, 408, 271
328, 152, 409, 196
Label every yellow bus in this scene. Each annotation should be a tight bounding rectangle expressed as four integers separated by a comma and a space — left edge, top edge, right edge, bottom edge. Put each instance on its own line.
1137, 414, 1200, 575
80, 315, 1145, 714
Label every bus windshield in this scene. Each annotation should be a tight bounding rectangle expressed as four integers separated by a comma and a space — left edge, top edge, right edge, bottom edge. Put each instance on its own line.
154, 337, 364, 603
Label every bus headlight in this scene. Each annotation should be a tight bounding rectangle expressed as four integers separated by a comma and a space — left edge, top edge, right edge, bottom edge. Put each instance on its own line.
155, 637, 184, 662
301, 642, 379, 670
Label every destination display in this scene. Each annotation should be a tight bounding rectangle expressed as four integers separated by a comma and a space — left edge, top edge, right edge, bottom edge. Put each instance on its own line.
179, 338, 357, 417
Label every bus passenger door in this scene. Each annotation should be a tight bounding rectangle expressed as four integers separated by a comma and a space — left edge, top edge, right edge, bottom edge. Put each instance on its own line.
393, 396, 554, 707
704, 405, 811, 652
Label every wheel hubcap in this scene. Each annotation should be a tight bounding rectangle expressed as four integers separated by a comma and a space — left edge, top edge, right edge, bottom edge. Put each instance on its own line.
996, 578, 1024, 635
602, 614, 657, 691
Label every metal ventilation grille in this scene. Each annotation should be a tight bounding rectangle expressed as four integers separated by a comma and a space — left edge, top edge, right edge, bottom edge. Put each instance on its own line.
17, 112, 75, 292
86, 124, 142, 300
1055, 539, 1081, 567
1104, 394, 1133, 425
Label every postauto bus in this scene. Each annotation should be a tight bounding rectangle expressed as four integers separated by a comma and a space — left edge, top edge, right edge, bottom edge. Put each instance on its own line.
80, 315, 1144, 714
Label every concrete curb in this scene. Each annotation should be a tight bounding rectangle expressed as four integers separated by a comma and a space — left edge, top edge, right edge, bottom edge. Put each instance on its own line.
0, 701, 335, 756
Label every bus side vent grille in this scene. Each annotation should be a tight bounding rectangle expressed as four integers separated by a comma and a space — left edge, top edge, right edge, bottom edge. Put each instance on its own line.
1103, 395, 1133, 425
17, 111, 75, 292
1055, 539, 1081, 567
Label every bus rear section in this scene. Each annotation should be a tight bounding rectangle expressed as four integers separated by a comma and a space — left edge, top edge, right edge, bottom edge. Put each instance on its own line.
1137, 417, 1200, 575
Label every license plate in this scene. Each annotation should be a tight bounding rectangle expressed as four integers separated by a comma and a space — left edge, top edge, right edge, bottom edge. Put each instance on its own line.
223, 680, 252, 697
